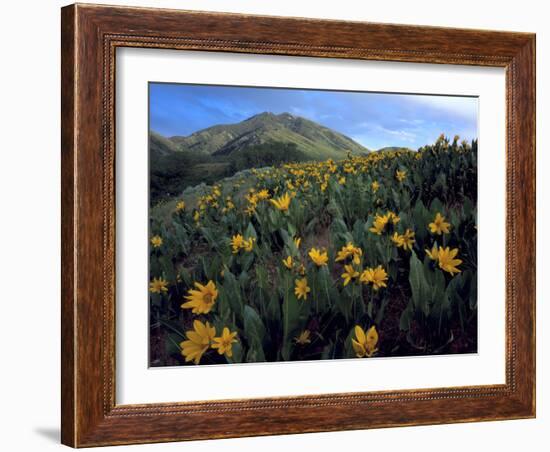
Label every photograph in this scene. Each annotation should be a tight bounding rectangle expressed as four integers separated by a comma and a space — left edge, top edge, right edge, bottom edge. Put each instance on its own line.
148, 83, 479, 367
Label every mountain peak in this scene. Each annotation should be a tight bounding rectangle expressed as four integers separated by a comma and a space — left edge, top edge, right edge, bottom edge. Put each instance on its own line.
245, 111, 299, 123
243, 111, 296, 123
244, 111, 275, 120
277, 112, 296, 119
166, 112, 369, 159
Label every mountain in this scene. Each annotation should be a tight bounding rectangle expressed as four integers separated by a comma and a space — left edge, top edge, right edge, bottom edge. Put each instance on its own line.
150, 130, 185, 157
149, 113, 371, 205
167, 112, 369, 160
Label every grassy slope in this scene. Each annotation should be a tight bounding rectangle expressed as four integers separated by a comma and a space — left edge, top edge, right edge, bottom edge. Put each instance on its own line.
169, 112, 369, 160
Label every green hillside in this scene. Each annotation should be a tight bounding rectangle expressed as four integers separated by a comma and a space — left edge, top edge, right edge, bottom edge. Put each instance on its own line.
150, 130, 182, 157
170, 112, 369, 160
150, 112, 370, 205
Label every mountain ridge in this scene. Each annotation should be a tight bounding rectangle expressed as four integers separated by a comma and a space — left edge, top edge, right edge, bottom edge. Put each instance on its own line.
157, 111, 369, 160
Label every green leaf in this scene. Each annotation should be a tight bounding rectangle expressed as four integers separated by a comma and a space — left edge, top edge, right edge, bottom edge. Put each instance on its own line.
244, 222, 258, 240
243, 305, 267, 363
226, 342, 243, 364
165, 333, 183, 357
409, 251, 430, 316
430, 198, 444, 215
280, 273, 302, 360
316, 266, 334, 313
222, 270, 243, 320
287, 223, 297, 238
268, 209, 278, 227
158, 255, 176, 282
432, 268, 446, 304
243, 305, 266, 343
432, 269, 450, 333
246, 344, 266, 362
241, 253, 255, 272
255, 265, 268, 290
375, 298, 390, 325
266, 291, 281, 325
199, 226, 219, 249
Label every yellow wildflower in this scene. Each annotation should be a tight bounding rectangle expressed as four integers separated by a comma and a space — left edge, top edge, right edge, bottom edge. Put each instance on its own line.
293, 236, 302, 248
175, 200, 185, 212
223, 197, 235, 213
392, 229, 415, 251
180, 320, 216, 365
369, 213, 390, 235
245, 191, 258, 205
294, 330, 311, 345
242, 237, 255, 252
371, 180, 380, 193
396, 169, 407, 182
308, 247, 328, 267
401, 229, 415, 249
257, 189, 270, 200
294, 278, 311, 301
211, 327, 238, 358
149, 277, 168, 294
341, 264, 360, 286
270, 192, 292, 212
360, 265, 388, 290
428, 212, 451, 235
150, 235, 163, 248
282, 256, 294, 269
425, 244, 440, 260
231, 234, 244, 254
181, 280, 218, 314
352, 252, 362, 265
335, 242, 362, 265
436, 247, 462, 275
352, 325, 379, 358
335, 244, 351, 262
387, 211, 400, 224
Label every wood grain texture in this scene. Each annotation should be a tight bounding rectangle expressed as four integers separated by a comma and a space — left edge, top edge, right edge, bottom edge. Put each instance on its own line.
60, 3, 536, 447
60, 5, 76, 447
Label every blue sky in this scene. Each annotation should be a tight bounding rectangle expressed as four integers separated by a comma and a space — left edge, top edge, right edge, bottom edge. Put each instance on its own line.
149, 83, 478, 150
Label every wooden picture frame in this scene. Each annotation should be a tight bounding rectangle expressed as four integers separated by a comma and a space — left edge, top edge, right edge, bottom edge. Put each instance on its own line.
61, 3, 536, 447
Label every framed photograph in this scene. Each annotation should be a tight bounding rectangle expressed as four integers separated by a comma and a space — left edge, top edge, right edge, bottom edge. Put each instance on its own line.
61, 3, 536, 447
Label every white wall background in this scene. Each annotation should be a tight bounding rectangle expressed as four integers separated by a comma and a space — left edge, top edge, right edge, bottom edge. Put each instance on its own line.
0, 1, 545, 451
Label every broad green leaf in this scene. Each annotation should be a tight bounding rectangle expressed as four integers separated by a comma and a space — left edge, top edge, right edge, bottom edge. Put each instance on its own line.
243, 305, 266, 343
409, 251, 430, 316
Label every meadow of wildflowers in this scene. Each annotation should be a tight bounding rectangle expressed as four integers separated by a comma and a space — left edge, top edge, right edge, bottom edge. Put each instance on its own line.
149, 134, 478, 366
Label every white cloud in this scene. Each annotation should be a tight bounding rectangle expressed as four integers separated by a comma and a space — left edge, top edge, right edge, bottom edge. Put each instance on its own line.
407, 95, 478, 121
398, 118, 425, 125
356, 122, 417, 143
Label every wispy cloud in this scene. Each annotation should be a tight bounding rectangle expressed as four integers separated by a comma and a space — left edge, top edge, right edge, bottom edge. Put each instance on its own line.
398, 118, 425, 125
